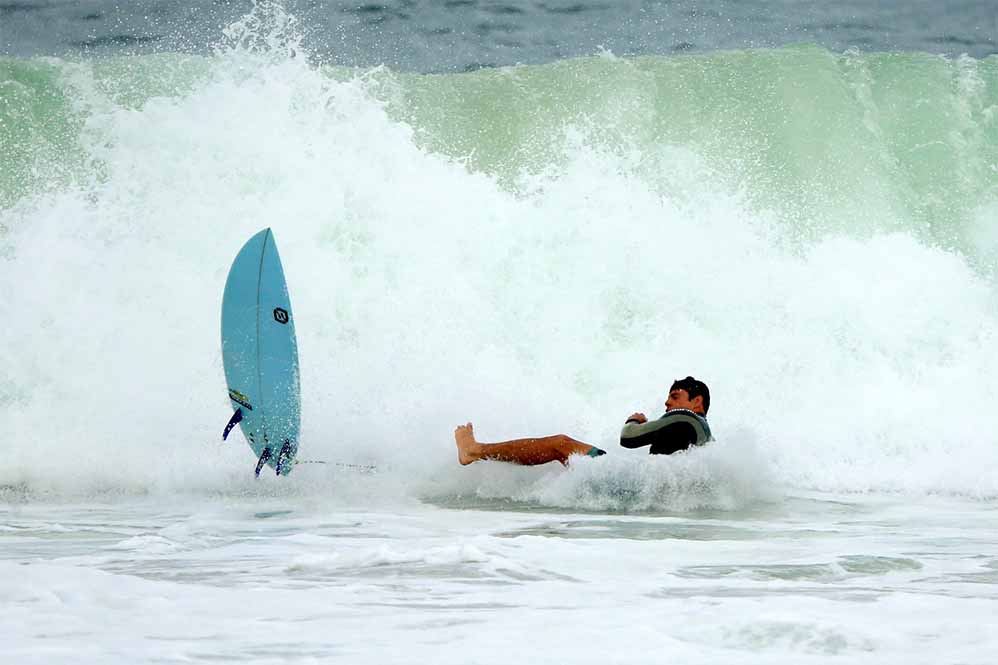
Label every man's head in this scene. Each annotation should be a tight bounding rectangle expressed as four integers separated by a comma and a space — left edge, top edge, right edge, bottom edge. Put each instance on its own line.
666, 376, 710, 415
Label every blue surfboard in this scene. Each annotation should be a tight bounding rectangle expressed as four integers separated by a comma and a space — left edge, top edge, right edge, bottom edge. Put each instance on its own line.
221, 228, 301, 476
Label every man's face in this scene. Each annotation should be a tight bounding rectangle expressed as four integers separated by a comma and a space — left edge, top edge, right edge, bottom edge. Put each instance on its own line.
665, 388, 703, 414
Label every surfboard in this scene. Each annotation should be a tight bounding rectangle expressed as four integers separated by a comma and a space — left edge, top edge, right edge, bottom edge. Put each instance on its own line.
221, 228, 300, 476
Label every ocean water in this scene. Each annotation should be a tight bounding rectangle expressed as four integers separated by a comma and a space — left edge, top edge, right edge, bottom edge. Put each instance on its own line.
2, 1, 998, 662
2, 0, 997, 67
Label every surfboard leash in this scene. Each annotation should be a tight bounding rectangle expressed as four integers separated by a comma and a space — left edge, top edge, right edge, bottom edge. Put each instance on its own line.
296, 460, 378, 472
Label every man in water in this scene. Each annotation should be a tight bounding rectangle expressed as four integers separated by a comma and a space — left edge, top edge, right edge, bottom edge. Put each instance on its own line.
455, 376, 711, 466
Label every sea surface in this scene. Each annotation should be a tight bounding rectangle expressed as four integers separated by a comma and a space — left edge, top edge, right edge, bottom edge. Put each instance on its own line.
2, 1, 998, 663
2, 0, 997, 68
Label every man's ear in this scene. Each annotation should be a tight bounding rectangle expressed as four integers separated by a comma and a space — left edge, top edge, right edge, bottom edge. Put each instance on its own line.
691, 395, 704, 412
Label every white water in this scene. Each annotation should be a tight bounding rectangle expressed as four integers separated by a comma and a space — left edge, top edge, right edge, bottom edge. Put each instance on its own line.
3, 41, 998, 499
4, 495, 998, 663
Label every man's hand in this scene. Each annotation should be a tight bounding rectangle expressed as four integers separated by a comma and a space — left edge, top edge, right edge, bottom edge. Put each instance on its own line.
627, 412, 647, 424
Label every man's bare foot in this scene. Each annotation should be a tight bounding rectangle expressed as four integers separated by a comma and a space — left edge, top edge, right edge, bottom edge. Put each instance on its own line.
455, 422, 481, 465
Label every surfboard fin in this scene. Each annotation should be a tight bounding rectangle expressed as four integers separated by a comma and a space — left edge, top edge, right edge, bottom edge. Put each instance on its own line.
274, 440, 294, 476
222, 409, 243, 441
255, 447, 272, 478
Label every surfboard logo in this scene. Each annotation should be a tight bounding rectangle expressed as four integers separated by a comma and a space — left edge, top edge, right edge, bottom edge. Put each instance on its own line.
227, 388, 254, 410
273, 307, 289, 324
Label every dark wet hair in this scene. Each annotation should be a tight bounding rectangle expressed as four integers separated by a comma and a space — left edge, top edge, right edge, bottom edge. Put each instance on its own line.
671, 376, 710, 415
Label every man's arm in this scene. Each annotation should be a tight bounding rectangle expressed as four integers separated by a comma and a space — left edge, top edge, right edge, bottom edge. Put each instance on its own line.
620, 412, 668, 448
620, 412, 705, 453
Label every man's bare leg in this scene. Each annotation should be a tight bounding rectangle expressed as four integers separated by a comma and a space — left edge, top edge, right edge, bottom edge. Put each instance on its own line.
455, 423, 605, 466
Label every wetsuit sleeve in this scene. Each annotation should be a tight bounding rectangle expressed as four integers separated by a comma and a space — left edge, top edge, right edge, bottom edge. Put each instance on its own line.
619, 419, 669, 448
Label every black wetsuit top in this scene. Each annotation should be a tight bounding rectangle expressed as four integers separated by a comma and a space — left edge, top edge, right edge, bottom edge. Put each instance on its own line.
619, 410, 712, 455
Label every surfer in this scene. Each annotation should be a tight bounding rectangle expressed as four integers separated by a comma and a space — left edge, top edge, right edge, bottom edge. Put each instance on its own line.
455, 376, 711, 466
